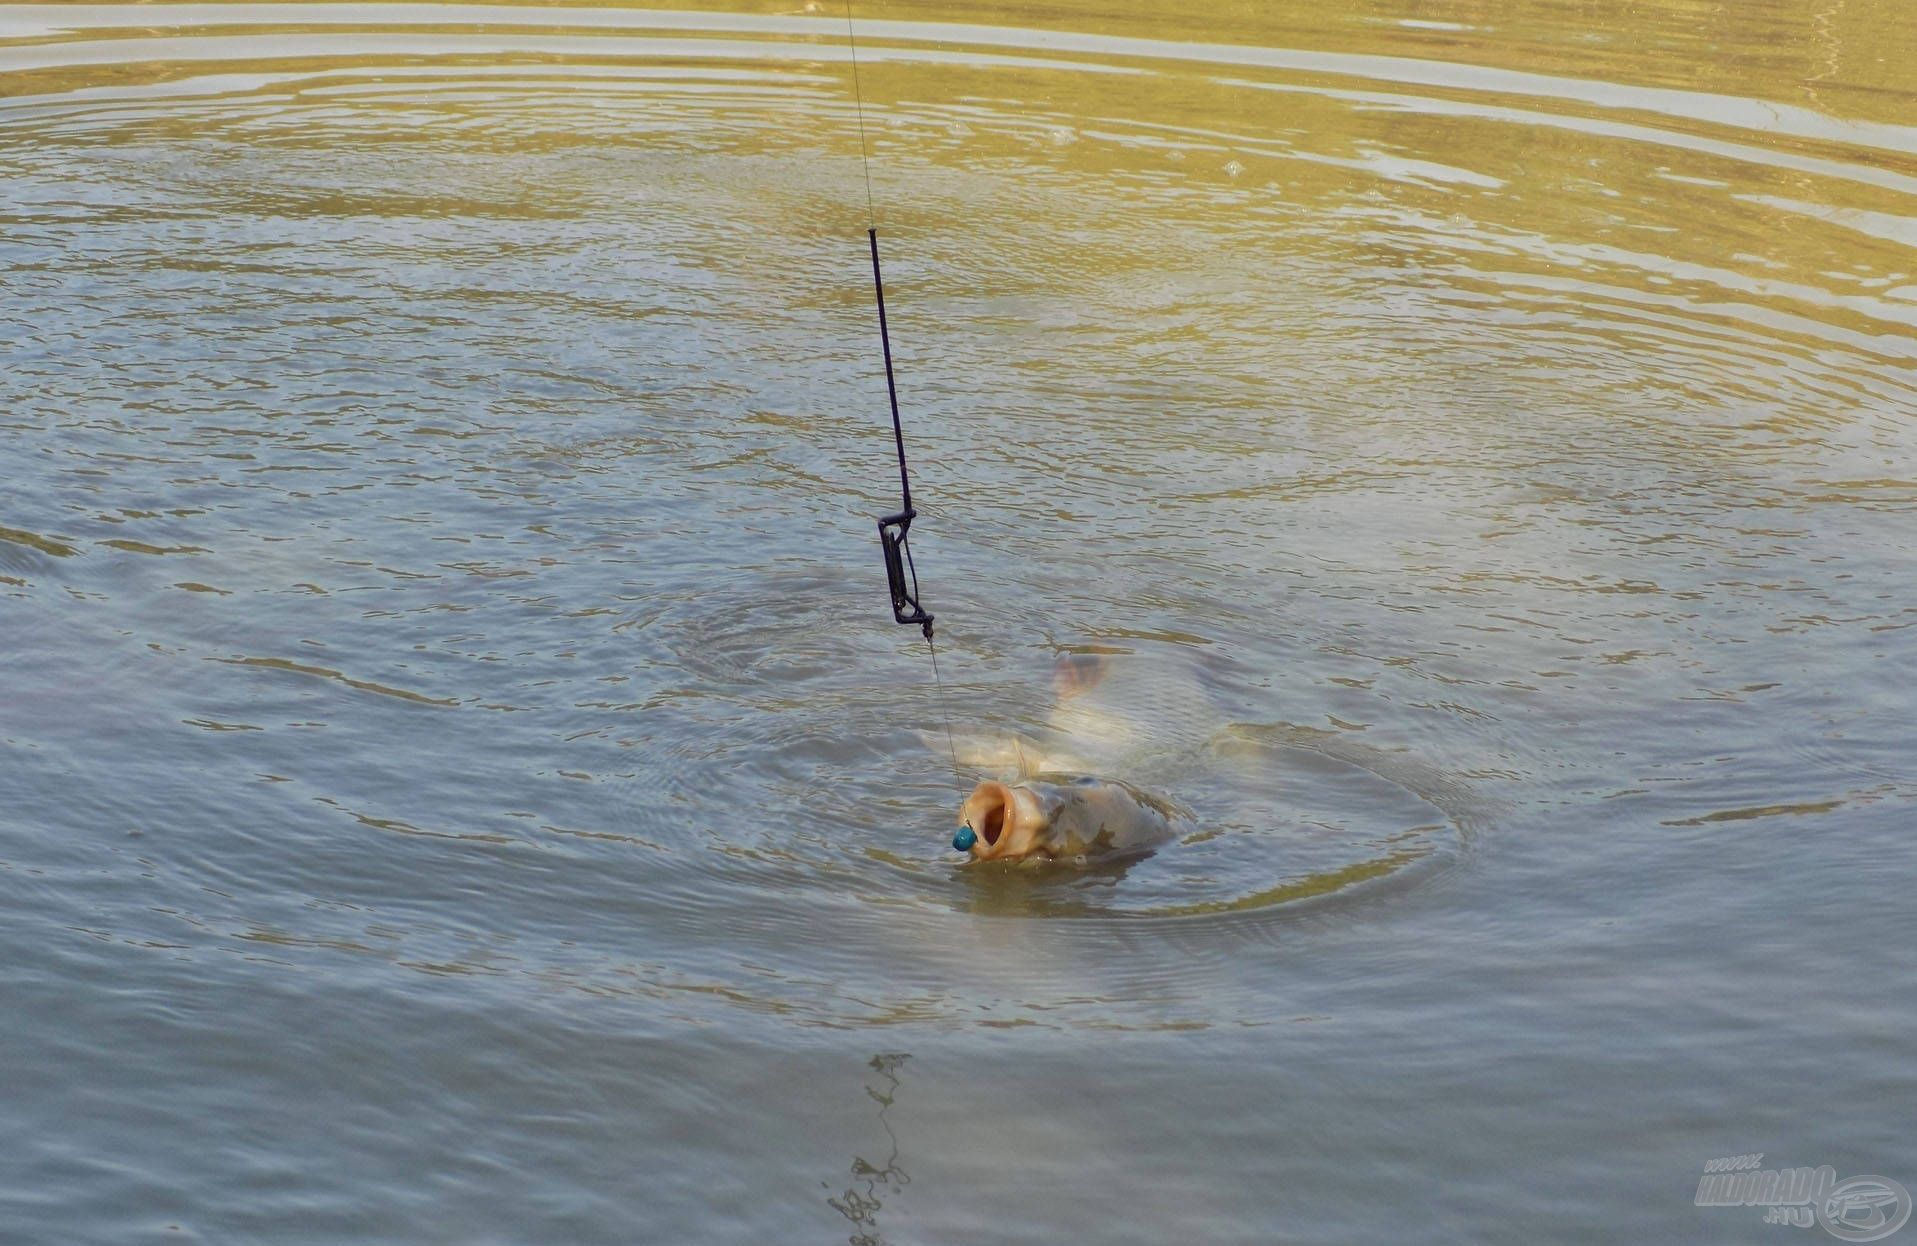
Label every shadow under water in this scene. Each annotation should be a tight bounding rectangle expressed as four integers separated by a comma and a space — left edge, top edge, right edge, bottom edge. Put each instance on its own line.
824, 1053, 914, 1246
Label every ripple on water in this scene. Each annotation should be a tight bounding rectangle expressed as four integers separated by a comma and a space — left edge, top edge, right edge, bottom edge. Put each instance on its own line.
0, 3, 1911, 1031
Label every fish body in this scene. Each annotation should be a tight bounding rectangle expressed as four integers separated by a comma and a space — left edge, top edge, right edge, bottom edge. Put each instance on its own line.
957, 774, 1185, 863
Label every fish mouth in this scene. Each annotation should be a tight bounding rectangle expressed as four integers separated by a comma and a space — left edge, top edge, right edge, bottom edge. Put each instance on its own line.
967, 781, 1012, 847
958, 780, 1040, 858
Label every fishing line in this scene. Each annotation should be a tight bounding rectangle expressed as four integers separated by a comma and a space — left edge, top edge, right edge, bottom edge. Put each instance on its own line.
843, 2, 970, 819
843, 0, 877, 231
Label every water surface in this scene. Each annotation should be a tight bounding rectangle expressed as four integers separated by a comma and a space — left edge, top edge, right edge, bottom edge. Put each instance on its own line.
2, 2, 1913, 1241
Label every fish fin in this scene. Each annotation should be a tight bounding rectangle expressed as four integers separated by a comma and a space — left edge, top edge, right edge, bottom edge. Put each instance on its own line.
924, 730, 1041, 777
1053, 651, 1112, 702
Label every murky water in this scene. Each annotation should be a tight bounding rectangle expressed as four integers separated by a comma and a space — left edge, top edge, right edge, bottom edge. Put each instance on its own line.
2, 2, 1914, 1241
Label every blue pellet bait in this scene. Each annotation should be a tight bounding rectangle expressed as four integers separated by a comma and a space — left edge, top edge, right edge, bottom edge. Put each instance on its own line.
952, 824, 978, 853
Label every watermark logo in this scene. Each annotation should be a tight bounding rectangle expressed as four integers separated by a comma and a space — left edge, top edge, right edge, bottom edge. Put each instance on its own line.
1696, 1154, 1911, 1241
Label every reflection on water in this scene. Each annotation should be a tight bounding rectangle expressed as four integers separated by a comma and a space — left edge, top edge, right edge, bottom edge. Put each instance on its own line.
824, 1053, 913, 1246
1, 1, 1914, 1239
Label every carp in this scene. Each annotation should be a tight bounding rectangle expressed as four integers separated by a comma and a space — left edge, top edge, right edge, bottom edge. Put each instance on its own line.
955, 774, 1186, 863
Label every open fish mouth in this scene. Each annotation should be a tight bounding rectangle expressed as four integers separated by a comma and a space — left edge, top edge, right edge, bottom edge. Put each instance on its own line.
967, 781, 1012, 848
957, 779, 1049, 860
